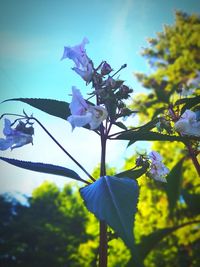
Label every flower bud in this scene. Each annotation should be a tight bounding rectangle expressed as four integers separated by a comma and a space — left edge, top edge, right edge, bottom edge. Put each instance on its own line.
101, 62, 112, 75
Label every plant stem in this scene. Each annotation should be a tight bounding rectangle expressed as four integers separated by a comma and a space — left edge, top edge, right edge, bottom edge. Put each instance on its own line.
186, 142, 200, 176
32, 117, 95, 183
99, 124, 108, 267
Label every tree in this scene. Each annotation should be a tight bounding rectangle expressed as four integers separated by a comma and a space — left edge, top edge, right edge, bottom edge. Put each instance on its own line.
133, 11, 200, 120
126, 10, 200, 267
0, 181, 91, 267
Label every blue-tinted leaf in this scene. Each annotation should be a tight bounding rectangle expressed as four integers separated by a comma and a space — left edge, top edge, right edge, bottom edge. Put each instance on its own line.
164, 158, 184, 214
80, 176, 139, 250
3, 98, 70, 120
136, 220, 200, 260
0, 156, 86, 183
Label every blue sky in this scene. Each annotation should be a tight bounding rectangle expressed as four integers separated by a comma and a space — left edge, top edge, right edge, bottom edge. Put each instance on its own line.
0, 0, 200, 196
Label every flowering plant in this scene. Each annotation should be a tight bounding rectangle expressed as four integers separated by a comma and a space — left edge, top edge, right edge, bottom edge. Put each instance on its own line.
0, 38, 199, 267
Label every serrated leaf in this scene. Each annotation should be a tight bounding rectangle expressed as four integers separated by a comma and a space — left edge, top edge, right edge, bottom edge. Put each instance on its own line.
3, 98, 70, 120
136, 220, 200, 260
0, 156, 86, 183
80, 176, 139, 249
175, 95, 200, 113
164, 158, 184, 214
116, 166, 147, 180
182, 190, 200, 215
115, 131, 191, 146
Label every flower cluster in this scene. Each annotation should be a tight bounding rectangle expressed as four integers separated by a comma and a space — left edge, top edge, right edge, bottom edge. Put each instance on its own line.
147, 151, 169, 182
61, 38, 136, 130
135, 150, 169, 182
0, 119, 34, 150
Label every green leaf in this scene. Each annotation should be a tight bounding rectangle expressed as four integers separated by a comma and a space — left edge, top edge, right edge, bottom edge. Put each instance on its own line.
116, 166, 148, 180
113, 121, 127, 130
3, 98, 70, 121
0, 156, 86, 183
115, 131, 191, 146
164, 158, 184, 214
175, 95, 200, 113
136, 220, 200, 260
182, 190, 200, 215
80, 176, 142, 265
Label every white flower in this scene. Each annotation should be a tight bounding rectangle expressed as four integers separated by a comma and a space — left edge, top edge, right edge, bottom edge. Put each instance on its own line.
67, 87, 108, 130
148, 151, 169, 182
174, 109, 200, 137
61, 38, 93, 83
0, 119, 33, 151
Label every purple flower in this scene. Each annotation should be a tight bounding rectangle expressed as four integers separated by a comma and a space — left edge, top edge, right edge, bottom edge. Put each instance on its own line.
61, 38, 93, 83
174, 109, 200, 137
67, 87, 108, 130
0, 119, 33, 150
148, 151, 169, 182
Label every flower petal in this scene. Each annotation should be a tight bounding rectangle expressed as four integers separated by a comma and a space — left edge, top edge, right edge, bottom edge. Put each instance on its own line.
174, 109, 200, 137
0, 138, 14, 150
88, 105, 108, 129
67, 112, 92, 130
10, 134, 33, 150
69, 86, 88, 115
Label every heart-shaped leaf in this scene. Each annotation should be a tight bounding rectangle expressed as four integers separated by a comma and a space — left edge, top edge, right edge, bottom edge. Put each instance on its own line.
0, 156, 86, 183
80, 176, 139, 249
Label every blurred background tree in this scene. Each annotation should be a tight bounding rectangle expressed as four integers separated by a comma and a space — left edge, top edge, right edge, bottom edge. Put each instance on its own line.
0, 181, 92, 267
133, 10, 200, 120
128, 10, 200, 267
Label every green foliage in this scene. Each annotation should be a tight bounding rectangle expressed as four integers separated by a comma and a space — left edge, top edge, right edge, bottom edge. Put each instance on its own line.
165, 158, 184, 214
0, 182, 91, 267
133, 11, 200, 115
127, 11, 200, 266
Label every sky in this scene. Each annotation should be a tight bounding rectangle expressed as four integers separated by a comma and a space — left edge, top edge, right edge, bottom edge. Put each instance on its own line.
0, 0, 200, 197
